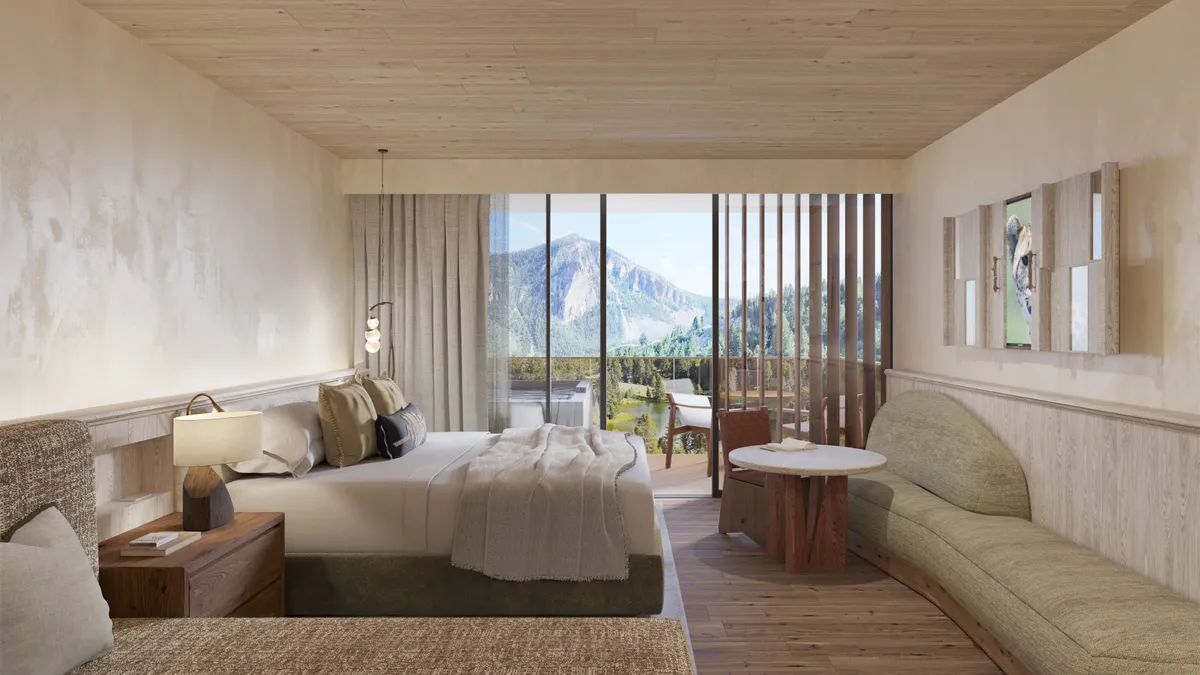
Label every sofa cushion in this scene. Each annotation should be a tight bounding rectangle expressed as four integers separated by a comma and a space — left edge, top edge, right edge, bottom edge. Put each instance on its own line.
849, 471, 1200, 675
849, 469, 965, 528
865, 391, 1030, 518
939, 514, 1200, 669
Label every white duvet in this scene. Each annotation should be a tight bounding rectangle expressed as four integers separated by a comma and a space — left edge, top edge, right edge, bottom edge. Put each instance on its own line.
226, 431, 658, 556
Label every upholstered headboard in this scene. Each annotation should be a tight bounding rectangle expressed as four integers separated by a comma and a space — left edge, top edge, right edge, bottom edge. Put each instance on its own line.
0, 420, 98, 574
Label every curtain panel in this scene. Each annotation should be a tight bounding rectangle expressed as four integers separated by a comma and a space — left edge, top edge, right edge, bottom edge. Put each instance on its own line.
351, 194, 491, 432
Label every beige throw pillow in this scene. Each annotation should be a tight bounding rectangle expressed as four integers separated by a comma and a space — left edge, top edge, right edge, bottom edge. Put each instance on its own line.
0, 505, 114, 675
318, 382, 378, 467
359, 376, 408, 417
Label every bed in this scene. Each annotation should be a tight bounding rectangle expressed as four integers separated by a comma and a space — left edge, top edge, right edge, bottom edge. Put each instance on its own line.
225, 431, 664, 617
0, 420, 692, 675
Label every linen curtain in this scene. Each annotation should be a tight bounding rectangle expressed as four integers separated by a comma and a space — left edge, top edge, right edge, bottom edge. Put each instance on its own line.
351, 194, 492, 432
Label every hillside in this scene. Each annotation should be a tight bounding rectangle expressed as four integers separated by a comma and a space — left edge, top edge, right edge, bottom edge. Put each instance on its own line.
490, 234, 711, 356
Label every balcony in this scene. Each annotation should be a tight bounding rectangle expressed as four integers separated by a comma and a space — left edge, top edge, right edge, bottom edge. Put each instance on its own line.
497, 355, 883, 495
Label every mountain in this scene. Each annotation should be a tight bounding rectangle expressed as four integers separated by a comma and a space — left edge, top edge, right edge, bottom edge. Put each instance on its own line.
490, 234, 712, 356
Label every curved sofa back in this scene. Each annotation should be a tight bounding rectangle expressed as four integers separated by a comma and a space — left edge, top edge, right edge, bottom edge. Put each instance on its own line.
866, 391, 1030, 519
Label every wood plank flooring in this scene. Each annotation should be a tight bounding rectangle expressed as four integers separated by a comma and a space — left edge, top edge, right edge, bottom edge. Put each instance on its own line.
661, 499, 1002, 675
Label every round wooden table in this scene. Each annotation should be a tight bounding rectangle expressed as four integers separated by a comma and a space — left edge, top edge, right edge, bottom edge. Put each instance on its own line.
729, 445, 887, 573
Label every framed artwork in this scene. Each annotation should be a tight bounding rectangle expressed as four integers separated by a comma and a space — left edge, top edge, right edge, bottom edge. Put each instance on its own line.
1004, 195, 1033, 348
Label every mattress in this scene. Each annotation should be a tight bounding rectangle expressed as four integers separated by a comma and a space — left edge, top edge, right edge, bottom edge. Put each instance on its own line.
226, 431, 658, 556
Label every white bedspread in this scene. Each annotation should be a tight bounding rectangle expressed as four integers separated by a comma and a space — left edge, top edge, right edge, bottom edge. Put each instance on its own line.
451, 425, 638, 582
226, 431, 658, 557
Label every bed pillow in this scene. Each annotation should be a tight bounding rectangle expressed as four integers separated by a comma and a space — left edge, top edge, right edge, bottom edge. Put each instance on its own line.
1, 505, 114, 675
228, 402, 325, 477
318, 382, 378, 467
359, 376, 407, 417
376, 404, 428, 459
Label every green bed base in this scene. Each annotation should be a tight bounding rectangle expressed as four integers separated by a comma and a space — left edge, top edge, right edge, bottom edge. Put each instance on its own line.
285, 552, 664, 617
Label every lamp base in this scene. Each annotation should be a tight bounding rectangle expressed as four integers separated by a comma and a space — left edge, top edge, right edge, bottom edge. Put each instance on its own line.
181, 465, 235, 531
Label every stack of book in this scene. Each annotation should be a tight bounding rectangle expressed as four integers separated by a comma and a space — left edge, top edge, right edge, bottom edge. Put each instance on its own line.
762, 438, 819, 452
120, 531, 201, 557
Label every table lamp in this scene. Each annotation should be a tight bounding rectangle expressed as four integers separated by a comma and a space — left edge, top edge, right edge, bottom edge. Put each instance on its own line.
173, 394, 263, 531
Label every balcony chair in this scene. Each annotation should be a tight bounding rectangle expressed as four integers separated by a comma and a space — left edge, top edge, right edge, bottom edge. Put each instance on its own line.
664, 393, 714, 477
716, 408, 770, 547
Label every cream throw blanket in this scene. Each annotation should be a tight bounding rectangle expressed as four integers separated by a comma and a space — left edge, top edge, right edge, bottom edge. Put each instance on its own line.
451, 424, 638, 581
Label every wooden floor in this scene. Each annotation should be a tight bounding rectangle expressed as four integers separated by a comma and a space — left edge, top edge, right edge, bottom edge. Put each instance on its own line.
661, 499, 1002, 675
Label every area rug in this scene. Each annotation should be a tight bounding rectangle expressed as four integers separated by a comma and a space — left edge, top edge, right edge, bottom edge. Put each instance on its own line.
76, 617, 692, 674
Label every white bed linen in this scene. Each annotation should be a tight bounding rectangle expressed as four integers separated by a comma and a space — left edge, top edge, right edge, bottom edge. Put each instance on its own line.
226, 431, 657, 556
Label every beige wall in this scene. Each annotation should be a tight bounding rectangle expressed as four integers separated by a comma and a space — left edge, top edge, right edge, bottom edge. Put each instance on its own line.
896, 0, 1200, 414
341, 158, 906, 195
0, 0, 352, 421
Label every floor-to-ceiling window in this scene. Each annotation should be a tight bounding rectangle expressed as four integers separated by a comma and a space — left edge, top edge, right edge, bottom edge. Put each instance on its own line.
489, 194, 550, 431
488, 193, 891, 497
548, 195, 602, 428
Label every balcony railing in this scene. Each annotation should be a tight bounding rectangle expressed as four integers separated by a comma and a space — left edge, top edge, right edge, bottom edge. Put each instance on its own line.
496, 355, 884, 452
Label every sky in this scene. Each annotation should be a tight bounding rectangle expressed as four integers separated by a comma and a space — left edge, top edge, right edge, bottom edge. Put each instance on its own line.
499, 194, 885, 299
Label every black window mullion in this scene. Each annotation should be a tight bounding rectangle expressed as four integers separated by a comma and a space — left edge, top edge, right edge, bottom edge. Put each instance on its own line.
545, 194, 552, 419
600, 194, 608, 428
711, 193, 722, 497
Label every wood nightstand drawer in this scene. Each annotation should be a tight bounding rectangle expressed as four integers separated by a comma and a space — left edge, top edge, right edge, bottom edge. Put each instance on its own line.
228, 579, 284, 617
98, 512, 285, 618
189, 525, 283, 617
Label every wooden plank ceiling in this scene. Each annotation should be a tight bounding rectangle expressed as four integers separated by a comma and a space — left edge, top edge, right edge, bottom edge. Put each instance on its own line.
78, 0, 1168, 159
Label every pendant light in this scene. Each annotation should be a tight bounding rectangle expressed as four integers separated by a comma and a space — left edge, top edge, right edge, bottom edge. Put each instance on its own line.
365, 149, 392, 366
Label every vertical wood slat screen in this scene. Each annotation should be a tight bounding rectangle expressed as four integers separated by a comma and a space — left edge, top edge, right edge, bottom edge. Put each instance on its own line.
723, 195, 731, 412
844, 197, 860, 448
758, 197, 767, 410
717, 193, 892, 451
825, 195, 841, 444
775, 195, 785, 441
792, 197, 802, 443
881, 196, 893, 405
862, 197, 878, 440
734, 192, 744, 408
808, 196, 825, 446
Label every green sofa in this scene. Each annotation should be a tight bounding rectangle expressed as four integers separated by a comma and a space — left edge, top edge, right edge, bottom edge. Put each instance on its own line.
849, 390, 1200, 675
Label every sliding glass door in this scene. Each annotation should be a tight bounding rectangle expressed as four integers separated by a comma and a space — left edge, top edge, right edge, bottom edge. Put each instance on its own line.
605, 195, 714, 496
489, 194, 718, 494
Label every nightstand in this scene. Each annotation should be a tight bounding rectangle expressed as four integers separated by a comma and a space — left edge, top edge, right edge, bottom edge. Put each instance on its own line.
98, 512, 284, 618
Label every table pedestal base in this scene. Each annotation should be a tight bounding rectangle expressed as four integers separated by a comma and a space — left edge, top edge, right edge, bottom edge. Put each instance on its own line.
764, 474, 848, 572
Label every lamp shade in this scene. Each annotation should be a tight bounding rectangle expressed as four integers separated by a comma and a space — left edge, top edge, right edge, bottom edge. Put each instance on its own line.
173, 411, 263, 467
